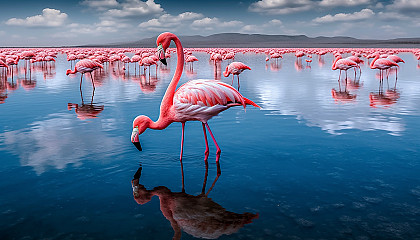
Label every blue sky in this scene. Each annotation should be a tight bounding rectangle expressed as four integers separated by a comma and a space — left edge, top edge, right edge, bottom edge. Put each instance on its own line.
0, 0, 419, 46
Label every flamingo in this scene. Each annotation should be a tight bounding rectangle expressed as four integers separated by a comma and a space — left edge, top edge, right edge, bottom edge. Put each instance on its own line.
223, 62, 251, 90
370, 53, 399, 87
185, 55, 198, 70
131, 32, 260, 164
66, 59, 103, 90
332, 55, 358, 81
386, 55, 404, 81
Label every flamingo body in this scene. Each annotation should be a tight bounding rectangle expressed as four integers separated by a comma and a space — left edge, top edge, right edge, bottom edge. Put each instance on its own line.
223, 62, 251, 77
66, 59, 103, 75
173, 80, 258, 123
332, 57, 357, 71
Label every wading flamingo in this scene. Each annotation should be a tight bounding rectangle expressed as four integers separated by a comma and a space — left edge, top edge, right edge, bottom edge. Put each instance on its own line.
66, 59, 103, 90
131, 32, 260, 164
370, 53, 399, 87
223, 62, 251, 90
332, 55, 358, 81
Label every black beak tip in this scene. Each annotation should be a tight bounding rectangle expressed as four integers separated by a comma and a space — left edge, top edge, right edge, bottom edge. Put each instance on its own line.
133, 141, 142, 151
160, 58, 167, 66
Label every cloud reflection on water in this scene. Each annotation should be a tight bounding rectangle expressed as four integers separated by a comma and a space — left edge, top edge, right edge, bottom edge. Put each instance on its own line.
0, 113, 123, 174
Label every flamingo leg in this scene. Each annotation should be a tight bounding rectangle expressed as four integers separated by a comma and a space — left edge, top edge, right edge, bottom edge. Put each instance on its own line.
231, 75, 234, 85
205, 123, 221, 162
180, 122, 186, 192
202, 123, 209, 161
90, 72, 95, 90
80, 73, 83, 90
237, 75, 240, 90
338, 70, 341, 82
180, 122, 185, 161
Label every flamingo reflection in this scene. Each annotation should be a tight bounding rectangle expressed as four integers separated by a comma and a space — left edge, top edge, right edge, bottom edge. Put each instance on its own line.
138, 74, 159, 93
0, 75, 7, 104
331, 76, 357, 103
132, 164, 258, 240
294, 59, 303, 72
68, 87, 104, 119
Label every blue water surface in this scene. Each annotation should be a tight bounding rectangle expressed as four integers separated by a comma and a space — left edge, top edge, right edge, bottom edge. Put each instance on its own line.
1, 51, 420, 240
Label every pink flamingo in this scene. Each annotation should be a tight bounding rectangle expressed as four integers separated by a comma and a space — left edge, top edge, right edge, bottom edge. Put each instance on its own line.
370, 53, 399, 87
346, 55, 364, 76
386, 55, 404, 82
66, 59, 103, 90
223, 62, 251, 90
140, 56, 157, 76
332, 55, 358, 81
131, 32, 260, 164
185, 55, 198, 70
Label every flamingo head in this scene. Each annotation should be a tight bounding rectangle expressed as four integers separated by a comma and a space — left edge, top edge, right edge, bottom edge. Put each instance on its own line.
132, 115, 152, 151
65, 69, 73, 75
156, 32, 176, 66
156, 43, 167, 66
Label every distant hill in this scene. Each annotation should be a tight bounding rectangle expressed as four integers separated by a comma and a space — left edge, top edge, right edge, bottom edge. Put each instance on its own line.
82, 33, 420, 48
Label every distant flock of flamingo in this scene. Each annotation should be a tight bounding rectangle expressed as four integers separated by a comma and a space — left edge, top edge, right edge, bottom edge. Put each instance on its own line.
1, 32, 420, 161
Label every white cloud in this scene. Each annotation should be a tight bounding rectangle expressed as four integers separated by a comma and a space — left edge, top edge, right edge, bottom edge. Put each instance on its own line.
104, 0, 163, 18
319, 0, 371, 7
313, 8, 375, 23
191, 17, 243, 30
249, 0, 313, 14
81, 0, 119, 10
377, 11, 411, 21
139, 12, 204, 31
241, 19, 284, 33
387, 0, 420, 12
5, 8, 68, 27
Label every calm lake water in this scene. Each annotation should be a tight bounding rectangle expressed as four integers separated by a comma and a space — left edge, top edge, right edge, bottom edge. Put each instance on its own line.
1, 50, 420, 239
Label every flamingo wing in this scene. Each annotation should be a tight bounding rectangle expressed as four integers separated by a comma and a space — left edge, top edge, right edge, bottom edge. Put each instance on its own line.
173, 80, 258, 122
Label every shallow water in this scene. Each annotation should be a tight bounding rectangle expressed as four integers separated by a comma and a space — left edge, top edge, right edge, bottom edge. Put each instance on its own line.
1, 51, 420, 239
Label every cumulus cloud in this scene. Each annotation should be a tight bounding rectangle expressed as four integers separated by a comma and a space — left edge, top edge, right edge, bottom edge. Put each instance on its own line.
191, 17, 243, 30
249, 0, 313, 14
67, 20, 129, 34
5, 8, 68, 27
104, 0, 163, 18
377, 11, 411, 21
313, 8, 375, 23
139, 12, 204, 31
81, 0, 119, 10
387, 0, 420, 11
241, 19, 283, 33
319, 0, 371, 7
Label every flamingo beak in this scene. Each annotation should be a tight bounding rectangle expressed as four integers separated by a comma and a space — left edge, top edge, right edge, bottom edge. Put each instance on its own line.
131, 127, 142, 151
160, 58, 167, 66
157, 43, 167, 66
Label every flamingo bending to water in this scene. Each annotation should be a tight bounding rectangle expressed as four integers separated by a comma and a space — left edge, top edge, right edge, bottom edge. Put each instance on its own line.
223, 61, 251, 90
332, 55, 358, 81
66, 59, 103, 90
370, 53, 399, 85
131, 32, 260, 163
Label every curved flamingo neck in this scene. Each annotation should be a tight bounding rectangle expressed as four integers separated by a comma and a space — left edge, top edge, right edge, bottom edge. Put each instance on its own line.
332, 55, 341, 70
67, 68, 77, 74
370, 55, 379, 69
155, 35, 184, 127
162, 36, 184, 106
223, 68, 229, 77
